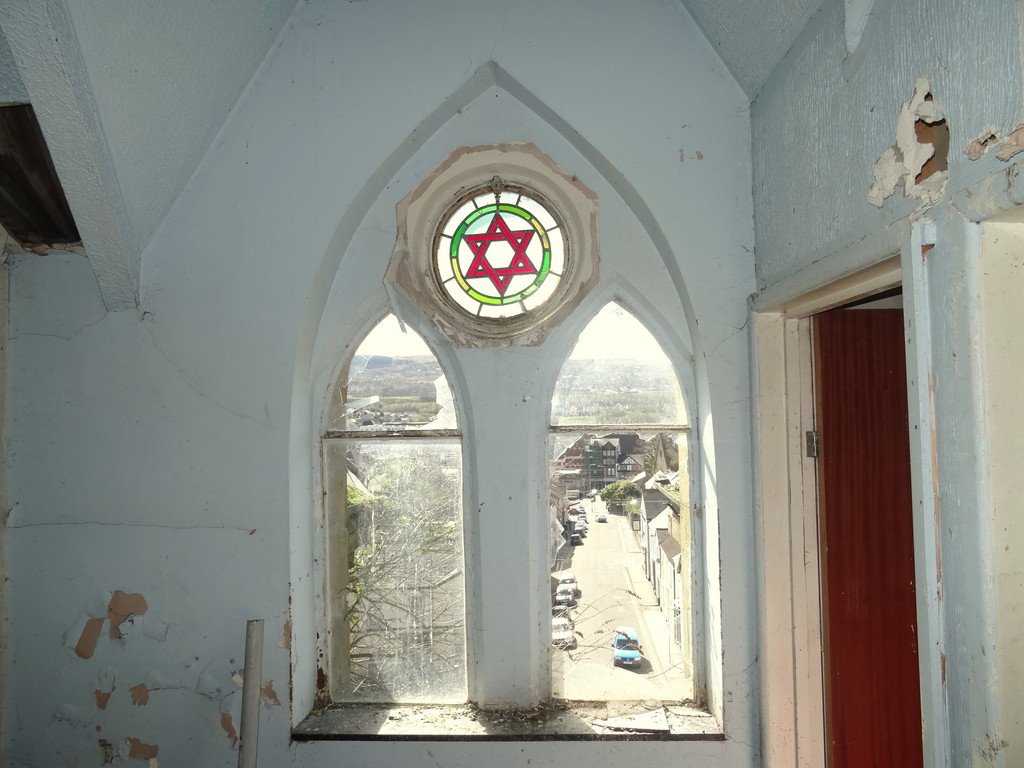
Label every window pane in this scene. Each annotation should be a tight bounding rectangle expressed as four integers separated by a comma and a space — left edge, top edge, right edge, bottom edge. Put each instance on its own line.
327, 315, 457, 431
550, 303, 687, 426
325, 439, 466, 703
433, 189, 565, 320
548, 429, 693, 702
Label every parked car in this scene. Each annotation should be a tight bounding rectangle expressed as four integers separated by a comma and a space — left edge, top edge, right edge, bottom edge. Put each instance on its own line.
552, 604, 572, 620
558, 575, 581, 597
611, 626, 642, 667
554, 583, 578, 606
595, 510, 608, 522
551, 616, 577, 649
575, 519, 588, 537
570, 532, 583, 546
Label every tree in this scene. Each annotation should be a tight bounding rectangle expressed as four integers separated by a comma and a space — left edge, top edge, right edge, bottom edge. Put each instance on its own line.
599, 479, 641, 504
338, 443, 465, 701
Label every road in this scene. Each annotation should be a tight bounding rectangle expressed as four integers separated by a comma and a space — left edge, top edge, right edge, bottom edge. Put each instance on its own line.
551, 496, 692, 701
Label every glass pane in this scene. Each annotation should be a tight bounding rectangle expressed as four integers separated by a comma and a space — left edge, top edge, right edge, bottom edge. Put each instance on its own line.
327, 315, 457, 431
325, 439, 466, 703
548, 431, 692, 702
550, 303, 687, 426
434, 189, 566, 320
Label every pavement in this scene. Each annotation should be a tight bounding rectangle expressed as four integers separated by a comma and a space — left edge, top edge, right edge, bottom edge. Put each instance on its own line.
617, 515, 683, 674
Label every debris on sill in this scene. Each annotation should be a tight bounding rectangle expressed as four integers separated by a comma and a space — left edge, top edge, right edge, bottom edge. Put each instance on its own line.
293, 700, 719, 739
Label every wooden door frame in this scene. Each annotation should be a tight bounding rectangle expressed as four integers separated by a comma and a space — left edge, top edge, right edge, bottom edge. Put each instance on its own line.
750, 220, 948, 768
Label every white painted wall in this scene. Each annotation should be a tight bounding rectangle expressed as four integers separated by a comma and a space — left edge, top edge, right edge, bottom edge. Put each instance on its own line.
4, 0, 756, 766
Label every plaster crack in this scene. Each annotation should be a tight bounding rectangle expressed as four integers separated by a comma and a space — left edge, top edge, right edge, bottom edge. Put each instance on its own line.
705, 318, 749, 362
141, 318, 278, 431
9, 313, 107, 342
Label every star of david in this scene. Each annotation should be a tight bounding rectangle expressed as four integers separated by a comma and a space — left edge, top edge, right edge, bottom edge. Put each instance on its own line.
462, 213, 538, 296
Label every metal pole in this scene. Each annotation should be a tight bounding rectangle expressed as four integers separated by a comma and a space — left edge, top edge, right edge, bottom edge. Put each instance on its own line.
238, 619, 264, 768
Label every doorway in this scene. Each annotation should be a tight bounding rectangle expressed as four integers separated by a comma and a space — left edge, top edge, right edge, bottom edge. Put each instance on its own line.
813, 295, 923, 768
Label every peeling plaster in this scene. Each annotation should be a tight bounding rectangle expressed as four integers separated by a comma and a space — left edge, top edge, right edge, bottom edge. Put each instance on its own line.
965, 127, 1003, 160
129, 683, 149, 706
995, 123, 1024, 160
94, 686, 114, 710
280, 620, 291, 650
868, 78, 948, 208
125, 737, 158, 760
260, 679, 282, 706
107, 591, 148, 640
75, 617, 105, 659
220, 712, 239, 745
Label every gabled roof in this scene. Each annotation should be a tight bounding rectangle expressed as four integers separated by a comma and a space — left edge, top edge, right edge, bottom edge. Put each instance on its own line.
659, 532, 682, 561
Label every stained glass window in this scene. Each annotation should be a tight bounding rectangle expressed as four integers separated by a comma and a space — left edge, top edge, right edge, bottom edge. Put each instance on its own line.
434, 185, 566, 319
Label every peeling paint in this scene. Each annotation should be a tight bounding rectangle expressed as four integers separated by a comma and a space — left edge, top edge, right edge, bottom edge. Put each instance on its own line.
220, 712, 239, 746
868, 78, 948, 208
75, 617, 104, 659
964, 127, 1003, 160
995, 123, 1024, 161
260, 679, 281, 706
130, 683, 149, 706
95, 687, 114, 710
280, 620, 292, 650
126, 737, 159, 760
108, 590, 148, 639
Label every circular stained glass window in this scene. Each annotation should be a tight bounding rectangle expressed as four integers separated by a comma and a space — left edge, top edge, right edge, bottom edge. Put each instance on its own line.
434, 184, 566, 319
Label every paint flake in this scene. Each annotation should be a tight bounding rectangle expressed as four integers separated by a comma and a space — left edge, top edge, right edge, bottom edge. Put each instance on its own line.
95, 688, 114, 710
130, 683, 150, 706
126, 737, 159, 759
260, 679, 282, 706
108, 591, 148, 639
965, 127, 1003, 160
221, 712, 239, 745
76, 618, 105, 659
995, 123, 1024, 161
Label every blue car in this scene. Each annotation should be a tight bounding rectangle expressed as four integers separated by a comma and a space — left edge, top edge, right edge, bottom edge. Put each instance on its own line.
611, 626, 642, 667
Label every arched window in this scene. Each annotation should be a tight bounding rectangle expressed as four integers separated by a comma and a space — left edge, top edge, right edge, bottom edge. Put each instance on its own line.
322, 315, 465, 703
548, 302, 693, 701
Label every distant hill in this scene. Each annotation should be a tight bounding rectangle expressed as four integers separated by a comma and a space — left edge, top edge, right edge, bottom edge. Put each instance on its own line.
349, 354, 443, 400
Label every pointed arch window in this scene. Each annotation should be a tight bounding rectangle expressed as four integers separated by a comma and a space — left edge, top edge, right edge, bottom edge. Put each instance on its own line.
548, 302, 694, 702
322, 315, 465, 703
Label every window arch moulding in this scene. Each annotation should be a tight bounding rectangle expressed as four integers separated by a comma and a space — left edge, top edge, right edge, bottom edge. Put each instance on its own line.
386, 143, 600, 347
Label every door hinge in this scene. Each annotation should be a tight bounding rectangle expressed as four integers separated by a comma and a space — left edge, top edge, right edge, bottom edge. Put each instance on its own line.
806, 430, 820, 458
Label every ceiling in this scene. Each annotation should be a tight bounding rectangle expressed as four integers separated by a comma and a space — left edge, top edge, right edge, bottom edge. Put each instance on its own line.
682, 0, 829, 96
0, 0, 825, 309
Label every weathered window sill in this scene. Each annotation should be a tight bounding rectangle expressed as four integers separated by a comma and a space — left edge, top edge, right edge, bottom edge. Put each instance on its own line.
293, 700, 722, 741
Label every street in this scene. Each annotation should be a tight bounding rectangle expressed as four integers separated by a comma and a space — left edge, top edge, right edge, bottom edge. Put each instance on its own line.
551, 496, 693, 701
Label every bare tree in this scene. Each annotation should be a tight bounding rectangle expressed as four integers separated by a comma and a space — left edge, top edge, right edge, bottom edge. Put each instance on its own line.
339, 443, 465, 701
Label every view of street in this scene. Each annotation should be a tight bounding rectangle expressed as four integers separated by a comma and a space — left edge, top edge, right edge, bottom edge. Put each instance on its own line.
551, 496, 692, 701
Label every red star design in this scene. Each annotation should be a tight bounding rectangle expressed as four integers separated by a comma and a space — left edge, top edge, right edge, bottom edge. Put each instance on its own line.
462, 213, 537, 296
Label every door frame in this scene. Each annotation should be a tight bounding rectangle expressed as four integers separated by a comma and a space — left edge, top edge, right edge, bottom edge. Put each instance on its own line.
750, 219, 948, 768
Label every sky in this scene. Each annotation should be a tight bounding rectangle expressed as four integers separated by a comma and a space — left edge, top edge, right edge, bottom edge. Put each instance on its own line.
356, 303, 671, 363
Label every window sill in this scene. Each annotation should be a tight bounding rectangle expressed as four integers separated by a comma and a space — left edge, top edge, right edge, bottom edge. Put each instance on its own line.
293, 701, 722, 741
